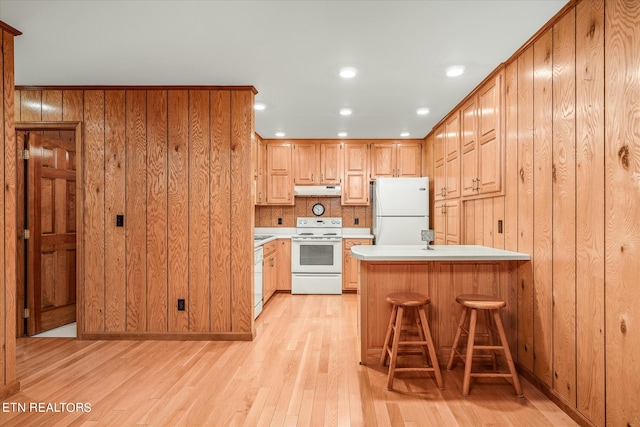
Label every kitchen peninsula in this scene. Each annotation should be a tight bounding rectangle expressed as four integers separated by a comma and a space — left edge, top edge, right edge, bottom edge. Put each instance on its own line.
351, 245, 530, 365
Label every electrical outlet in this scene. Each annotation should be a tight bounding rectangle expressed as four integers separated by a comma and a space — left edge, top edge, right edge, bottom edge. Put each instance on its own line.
354, 218, 359, 225
177, 299, 186, 311
498, 220, 503, 234
278, 217, 283, 225
116, 215, 124, 227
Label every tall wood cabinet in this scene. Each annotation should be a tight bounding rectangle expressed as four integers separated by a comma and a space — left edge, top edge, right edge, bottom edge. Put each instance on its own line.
433, 113, 461, 201
342, 143, 369, 205
370, 142, 422, 180
461, 72, 503, 197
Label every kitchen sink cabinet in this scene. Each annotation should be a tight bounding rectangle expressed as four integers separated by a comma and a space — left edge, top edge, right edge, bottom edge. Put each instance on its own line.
342, 238, 372, 291
370, 142, 422, 180
292, 141, 342, 185
276, 238, 291, 291
434, 199, 460, 245
266, 142, 294, 205
342, 142, 369, 206
461, 71, 503, 197
263, 240, 278, 304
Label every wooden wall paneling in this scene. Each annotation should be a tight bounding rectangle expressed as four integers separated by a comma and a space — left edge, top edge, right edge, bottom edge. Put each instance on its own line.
61, 90, 83, 122
342, 206, 355, 227
42, 90, 63, 122
167, 90, 189, 332
15, 132, 24, 338
575, 0, 605, 423
125, 90, 148, 332
271, 207, 283, 227
294, 198, 307, 219
483, 197, 493, 248
2, 28, 17, 393
532, 28, 554, 387
230, 90, 254, 334
282, 205, 295, 227
20, 90, 42, 122
504, 61, 519, 253
474, 199, 484, 245
551, 9, 577, 406
258, 206, 271, 227
464, 200, 475, 244
0, 29, 5, 388
83, 90, 106, 332
365, 202, 372, 228
493, 197, 505, 249
605, 0, 640, 425
353, 205, 366, 228
516, 46, 535, 371
329, 197, 342, 219
146, 90, 168, 332
104, 90, 126, 332
188, 90, 211, 332
210, 90, 231, 332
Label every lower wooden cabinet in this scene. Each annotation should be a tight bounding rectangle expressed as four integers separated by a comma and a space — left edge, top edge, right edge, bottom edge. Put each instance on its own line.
263, 241, 278, 303
434, 199, 460, 245
276, 238, 291, 291
343, 238, 372, 291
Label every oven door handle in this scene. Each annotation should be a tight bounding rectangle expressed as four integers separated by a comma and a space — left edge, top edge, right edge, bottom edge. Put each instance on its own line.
292, 273, 342, 278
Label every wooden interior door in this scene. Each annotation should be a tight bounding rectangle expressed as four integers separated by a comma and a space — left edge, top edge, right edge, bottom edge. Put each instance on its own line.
26, 133, 77, 335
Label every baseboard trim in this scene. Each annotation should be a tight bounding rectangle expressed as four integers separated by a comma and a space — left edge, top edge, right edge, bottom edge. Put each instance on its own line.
0, 380, 21, 400
80, 332, 254, 341
517, 364, 596, 427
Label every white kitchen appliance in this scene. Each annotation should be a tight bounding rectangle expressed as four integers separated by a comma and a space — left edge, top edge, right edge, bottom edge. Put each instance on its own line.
291, 217, 342, 294
373, 177, 429, 245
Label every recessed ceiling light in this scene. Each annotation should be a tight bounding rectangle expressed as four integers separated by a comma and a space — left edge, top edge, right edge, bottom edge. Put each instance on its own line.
275, 131, 285, 137
254, 103, 266, 111
339, 67, 358, 79
340, 108, 353, 116
400, 132, 410, 137
446, 65, 465, 77
338, 132, 348, 137
416, 108, 430, 115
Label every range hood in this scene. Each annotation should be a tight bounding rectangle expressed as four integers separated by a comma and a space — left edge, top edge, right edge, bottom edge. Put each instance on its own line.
294, 185, 342, 197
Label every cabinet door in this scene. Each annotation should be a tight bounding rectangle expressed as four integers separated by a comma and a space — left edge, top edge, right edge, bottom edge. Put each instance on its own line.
276, 239, 291, 291
461, 97, 478, 197
477, 72, 502, 195
396, 143, 422, 177
293, 142, 318, 185
320, 143, 342, 184
434, 203, 446, 245
342, 143, 369, 205
445, 200, 460, 245
256, 139, 268, 205
266, 142, 293, 205
343, 238, 371, 291
264, 252, 277, 303
445, 112, 461, 199
433, 125, 446, 200
370, 143, 396, 179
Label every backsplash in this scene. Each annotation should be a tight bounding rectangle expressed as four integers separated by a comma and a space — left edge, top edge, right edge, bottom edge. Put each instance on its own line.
255, 197, 372, 228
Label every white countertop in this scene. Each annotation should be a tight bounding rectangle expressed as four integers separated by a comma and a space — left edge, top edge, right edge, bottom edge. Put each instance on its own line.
350, 244, 531, 261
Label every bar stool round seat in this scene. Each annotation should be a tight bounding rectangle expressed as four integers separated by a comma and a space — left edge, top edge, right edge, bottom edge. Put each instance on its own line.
380, 292, 444, 391
447, 294, 523, 397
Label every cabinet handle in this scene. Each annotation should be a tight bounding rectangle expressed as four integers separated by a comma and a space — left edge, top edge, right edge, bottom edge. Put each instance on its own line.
321, 173, 324, 182
311, 174, 314, 182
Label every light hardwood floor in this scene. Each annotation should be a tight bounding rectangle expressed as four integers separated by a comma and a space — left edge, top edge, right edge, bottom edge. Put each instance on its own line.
4, 293, 577, 426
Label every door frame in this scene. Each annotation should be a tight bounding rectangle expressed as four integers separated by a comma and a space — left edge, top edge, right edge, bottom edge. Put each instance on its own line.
15, 121, 83, 338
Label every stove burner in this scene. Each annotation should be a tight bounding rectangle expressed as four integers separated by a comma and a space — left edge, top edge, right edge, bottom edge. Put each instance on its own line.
299, 232, 313, 236
324, 233, 337, 236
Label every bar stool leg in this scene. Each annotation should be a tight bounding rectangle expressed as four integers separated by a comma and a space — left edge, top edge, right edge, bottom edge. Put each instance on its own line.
380, 305, 398, 366
418, 306, 444, 389
387, 306, 404, 390
485, 310, 498, 371
447, 306, 469, 370
462, 308, 478, 396
492, 310, 524, 397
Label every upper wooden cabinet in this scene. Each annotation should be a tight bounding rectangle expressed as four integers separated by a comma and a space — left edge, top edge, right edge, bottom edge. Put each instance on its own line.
370, 142, 422, 180
292, 142, 342, 185
255, 137, 268, 205
265, 142, 294, 205
342, 142, 369, 205
461, 71, 503, 197
433, 113, 460, 200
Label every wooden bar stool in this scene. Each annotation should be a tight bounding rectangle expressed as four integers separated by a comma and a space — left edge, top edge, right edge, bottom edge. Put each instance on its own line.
380, 292, 444, 391
446, 294, 523, 397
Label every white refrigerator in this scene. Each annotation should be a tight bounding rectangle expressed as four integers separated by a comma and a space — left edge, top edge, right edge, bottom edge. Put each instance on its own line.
373, 177, 429, 245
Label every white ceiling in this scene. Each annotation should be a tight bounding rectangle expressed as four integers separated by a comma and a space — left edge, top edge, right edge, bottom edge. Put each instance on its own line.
1, 0, 568, 139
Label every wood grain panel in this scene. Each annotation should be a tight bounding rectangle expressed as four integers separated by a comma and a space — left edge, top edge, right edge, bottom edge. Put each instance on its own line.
516, 46, 535, 371
575, 0, 605, 424
503, 59, 517, 252
188, 90, 211, 332
104, 90, 126, 332
282, 205, 295, 227
210, 90, 231, 332
82, 90, 106, 332
605, 0, 640, 425
20, 90, 42, 122
125, 90, 147, 332
483, 197, 493, 248
42, 90, 63, 122
146, 90, 168, 332
61, 90, 83, 122
167, 90, 189, 332
1, 30, 5, 389
493, 197, 505, 249
474, 199, 483, 245
230, 90, 254, 333
552, 9, 577, 406
464, 200, 475, 244
532, 29, 553, 387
